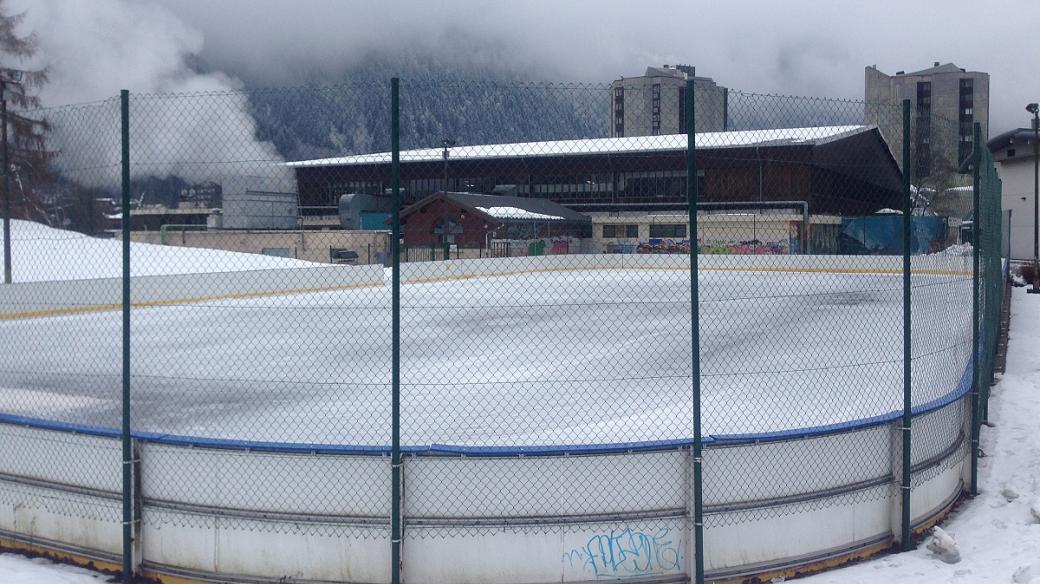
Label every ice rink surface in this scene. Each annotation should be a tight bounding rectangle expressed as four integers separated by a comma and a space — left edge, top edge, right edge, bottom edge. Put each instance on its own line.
0, 266, 972, 447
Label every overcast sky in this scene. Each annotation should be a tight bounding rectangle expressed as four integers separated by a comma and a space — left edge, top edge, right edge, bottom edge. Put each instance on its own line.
12, 0, 1040, 133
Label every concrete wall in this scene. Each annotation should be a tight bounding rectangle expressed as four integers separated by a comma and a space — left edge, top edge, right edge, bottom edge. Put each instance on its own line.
0, 264, 384, 319
995, 157, 1036, 261
222, 191, 298, 230
128, 229, 389, 265
590, 213, 817, 254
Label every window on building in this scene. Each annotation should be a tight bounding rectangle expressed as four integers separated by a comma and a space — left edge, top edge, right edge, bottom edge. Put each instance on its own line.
649, 224, 686, 238
916, 82, 932, 109
678, 87, 686, 133
1007, 149, 1016, 158
603, 224, 639, 238
651, 83, 661, 135
613, 86, 625, 137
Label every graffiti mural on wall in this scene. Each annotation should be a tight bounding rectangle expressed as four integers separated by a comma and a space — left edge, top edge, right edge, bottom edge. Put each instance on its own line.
605, 238, 790, 255
528, 238, 575, 255
636, 238, 691, 254
701, 239, 788, 255
562, 527, 683, 579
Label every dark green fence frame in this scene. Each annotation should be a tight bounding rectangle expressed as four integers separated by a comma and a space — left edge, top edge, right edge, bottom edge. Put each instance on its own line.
96, 80, 1008, 584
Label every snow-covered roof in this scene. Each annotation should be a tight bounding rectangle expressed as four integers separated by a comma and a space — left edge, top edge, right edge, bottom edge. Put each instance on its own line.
399, 192, 589, 223
476, 206, 564, 221
288, 126, 871, 168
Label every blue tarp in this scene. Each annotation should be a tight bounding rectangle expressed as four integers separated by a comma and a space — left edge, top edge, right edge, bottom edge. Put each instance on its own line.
839, 215, 949, 255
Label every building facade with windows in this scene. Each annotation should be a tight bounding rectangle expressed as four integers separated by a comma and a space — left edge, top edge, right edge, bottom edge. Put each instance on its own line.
290, 125, 904, 218
865, 62, 989, 185
609, 65, 728, 138
397, 191, 590, 248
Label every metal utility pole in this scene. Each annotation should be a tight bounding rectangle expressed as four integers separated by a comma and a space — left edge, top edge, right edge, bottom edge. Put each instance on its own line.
1028, 103, 1039, 294
442, 138, 455, 193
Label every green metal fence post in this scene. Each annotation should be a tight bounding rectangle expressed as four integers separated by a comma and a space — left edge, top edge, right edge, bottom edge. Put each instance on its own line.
120, 89, 134, 583
978, 122, 992, 424
970, 122, 982, 497
685, 76, 704, 584
2, 88, 10, 284
900, 99, 913, 551
390, 77, 402, 584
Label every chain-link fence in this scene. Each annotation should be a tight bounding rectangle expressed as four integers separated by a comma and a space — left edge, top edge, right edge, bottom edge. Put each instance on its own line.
0, 76, 1006, 584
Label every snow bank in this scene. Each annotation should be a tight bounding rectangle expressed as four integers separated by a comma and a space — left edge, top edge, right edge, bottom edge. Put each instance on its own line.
932, 243, 973, 257
1, 220, 318, 282
0, 553, 105, 583
925, 527, 961, 564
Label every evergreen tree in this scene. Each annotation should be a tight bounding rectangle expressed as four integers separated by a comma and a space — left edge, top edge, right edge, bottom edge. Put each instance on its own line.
0, 0, 54, 226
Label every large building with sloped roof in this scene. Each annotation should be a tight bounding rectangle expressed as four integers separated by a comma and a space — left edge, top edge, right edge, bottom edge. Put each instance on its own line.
289, 125, 904, 217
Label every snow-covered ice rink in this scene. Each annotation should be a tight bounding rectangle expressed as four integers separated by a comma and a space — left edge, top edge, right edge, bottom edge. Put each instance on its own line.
0, 263, 972, 447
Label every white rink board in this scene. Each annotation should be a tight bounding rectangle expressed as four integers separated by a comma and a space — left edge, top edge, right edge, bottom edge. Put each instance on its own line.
0, 254, 974, 582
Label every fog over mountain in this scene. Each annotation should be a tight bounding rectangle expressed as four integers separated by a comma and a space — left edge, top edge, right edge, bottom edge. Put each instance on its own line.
8, 0, 1040, 164
153, 0, 1040, 134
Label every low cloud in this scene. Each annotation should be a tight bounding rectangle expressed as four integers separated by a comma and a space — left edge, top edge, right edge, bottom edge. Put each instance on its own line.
12, 0, 287, 189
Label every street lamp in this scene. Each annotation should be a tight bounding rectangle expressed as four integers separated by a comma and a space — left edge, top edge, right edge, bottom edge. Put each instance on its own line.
1, 68, 22, 284
441, 138, 456, 194
1028, 103, 1039, 294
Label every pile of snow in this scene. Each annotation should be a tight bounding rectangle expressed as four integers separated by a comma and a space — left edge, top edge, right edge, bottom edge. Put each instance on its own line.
932, 243, 973, 257
476, 206, 564, 221
1, 220, 319, 283
924, 526, 961, 564
0, 553, 105, 583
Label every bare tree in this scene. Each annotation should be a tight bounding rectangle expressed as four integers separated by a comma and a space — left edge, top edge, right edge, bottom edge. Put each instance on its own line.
911, 114, 970, 217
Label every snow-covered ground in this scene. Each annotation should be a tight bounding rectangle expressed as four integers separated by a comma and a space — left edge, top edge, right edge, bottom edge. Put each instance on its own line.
1, 219, 316, 282
802, 287, 1040, 584
0, 553, 106, 584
